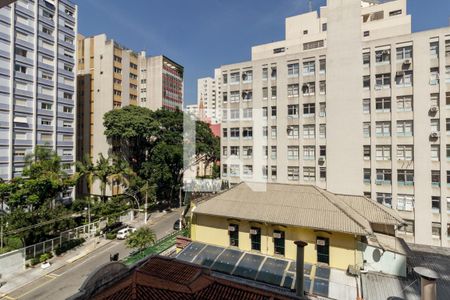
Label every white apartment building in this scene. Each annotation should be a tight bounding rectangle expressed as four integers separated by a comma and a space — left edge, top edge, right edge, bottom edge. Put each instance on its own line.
219, 0, 450, 246
0, 0, 77, 200
197, 68, 221, 124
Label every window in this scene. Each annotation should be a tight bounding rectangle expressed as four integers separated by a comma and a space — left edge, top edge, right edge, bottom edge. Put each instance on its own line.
287, 125, 299, 139
319, 103, 326, 117
375, 49, 391, 64
15, 47, 28, 58
397, 194, 414, 211
363, 75, 370, 89
250, 227, 261, 251
271, 67, 277, 80
302, 82, 315, 96
223, 92, 228, 103
41, 102, 52, 111
242, 90, 252, 101
397, 145, 413, 161
14, 64, 27, 74
230, 146, 239, 157
287, 84, 299, 97
363, 145, 371, 160
287, 166, 299, 181
288, 146, 300, 160
271, 146, 277, 159
376, 121, 391, 137
230, 72, 240, 84
243, 108, 252, 119
41, 71, 53, 80
262, 68, 268, 80
319, 124, 326, 139
363, 122, 371, 138
432, 196, 441, 213
113, 67, 122, 74
363, 31, 370, 37
222, 146, 228, 157
303, 146, 314, 160
243, 165, 253, 177
431, 145, 440, 161
430, 68, 439, 85
319, 59, 326, 73
63, 120, 72, 128
263, 88, 269, 100
271, 166, 277, 179
243, 146, 252, 158
319, 145, 326, 157
363, 99, 370, 114
302, 61, 315, 75
273, 231, 285, 255
432, 170, 441, 187
376, 193, 392, 208
303, 40, 324, 50
446, 39, 450, 57
363, 168, 371, 183
271, 126, 277, 139
63, 106, 73, 113
375, 73, 391, 89
262, 107, 268, 118
223, 73, 228, 84
399, 220, 414, 235
303, 167, 315, 181
397, 120, 413, 136
230, 128, 239, 138
430, 41, 439, 57
447, 119, 450, 134
229, 224, 239, 247
375, 98, 391, 112
222, 128, 227, 138
363, 52, 370, 65
303, 103, 315, 116
271, 106, 277, 118
41, 118, 51, 126
376, 145, 391, 161
319, 81, 326, 94
396, 71, 413, 87
432, 223, 441, 238
319, 167, 326, 180
447, 145, 450, 160
242, 70, 252, 83
230, 164, 239, 176
303, 125, 315, 139
376, 169, 392, 184
398, 169, 414, 186
262, 166, 268, 179
287, 105, 299, 118
397, 95, 413, 112
230, 91, 240, 102
448, 172, 450, 187
271, 86, 277, 99
396, 46, 412, 60
389, 9, 402, 16
287, 63, 299, 77
262, 126, 268, 137
273, 47, 285, 54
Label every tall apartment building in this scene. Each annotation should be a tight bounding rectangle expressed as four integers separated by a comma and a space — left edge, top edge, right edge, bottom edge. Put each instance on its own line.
219, 0, 450, 246
197, 68, 221, 123
138, 54, 183, 111
77, 34, 183, 194
0, 0, 77, 200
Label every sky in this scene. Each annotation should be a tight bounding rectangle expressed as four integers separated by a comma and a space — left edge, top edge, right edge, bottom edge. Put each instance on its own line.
75, 0, 450, 106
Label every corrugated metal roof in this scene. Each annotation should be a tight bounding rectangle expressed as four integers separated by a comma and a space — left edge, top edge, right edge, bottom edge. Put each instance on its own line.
194, 183, 403, 236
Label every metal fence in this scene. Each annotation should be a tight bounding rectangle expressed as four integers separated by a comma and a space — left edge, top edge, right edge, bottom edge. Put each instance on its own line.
23, 219, 107, 260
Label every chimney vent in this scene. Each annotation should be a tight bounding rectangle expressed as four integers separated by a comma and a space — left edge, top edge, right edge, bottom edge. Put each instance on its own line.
414, 267, 439, 300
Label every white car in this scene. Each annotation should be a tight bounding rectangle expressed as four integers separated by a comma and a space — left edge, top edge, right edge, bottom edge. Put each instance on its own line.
116, 227, 136, 240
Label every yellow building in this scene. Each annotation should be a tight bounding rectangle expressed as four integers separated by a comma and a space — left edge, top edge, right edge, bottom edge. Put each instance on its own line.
191, 183, 404, 271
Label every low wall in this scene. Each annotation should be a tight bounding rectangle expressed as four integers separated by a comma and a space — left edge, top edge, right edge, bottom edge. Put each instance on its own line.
0, 249, 25, 278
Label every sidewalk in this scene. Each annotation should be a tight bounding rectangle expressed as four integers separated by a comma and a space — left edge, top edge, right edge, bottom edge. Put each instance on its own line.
0, 237, 112, 296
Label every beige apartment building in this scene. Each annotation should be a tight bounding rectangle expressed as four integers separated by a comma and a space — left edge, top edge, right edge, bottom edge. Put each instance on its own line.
197, 68, 222, 124
77, 34, 183, 195
219, 0, 450, 246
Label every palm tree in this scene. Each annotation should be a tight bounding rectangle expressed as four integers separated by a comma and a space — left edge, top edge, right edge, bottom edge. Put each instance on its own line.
93, 153, 113, 202
75, 154, 95, 196
125, 227, 156, 256
109, 156, 134, 194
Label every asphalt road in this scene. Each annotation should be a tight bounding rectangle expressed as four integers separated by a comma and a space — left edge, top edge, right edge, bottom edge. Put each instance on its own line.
5, 210, 182, 300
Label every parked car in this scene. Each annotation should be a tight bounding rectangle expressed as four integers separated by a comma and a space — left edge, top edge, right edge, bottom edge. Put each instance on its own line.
173, 220, 182, 231
116, 227, 136, 240
100, 222, 124, 235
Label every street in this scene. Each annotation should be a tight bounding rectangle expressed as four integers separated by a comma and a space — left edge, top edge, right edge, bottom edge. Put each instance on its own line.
1, 209, 182, 300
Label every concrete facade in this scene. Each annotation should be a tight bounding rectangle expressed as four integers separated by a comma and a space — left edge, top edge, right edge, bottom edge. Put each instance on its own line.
197, 68, 221, 124
0, 0, 77, 200
218, 0, 450, 246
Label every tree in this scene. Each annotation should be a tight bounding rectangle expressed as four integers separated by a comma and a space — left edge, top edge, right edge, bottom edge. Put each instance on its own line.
125, 227, 156, 254
75, 154, 95, 196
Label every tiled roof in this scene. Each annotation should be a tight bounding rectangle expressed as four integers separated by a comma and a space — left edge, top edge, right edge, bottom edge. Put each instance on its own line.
193, 182, 403, 236
93, 256, 294, 300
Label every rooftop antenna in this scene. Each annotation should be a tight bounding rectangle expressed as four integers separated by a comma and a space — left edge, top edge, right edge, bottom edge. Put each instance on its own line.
308, 0, 313, 12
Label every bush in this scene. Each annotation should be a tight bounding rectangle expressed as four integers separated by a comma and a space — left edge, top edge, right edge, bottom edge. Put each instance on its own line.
30, 257, 40, 266
40, 253, 50, 263
106, 233, 116, 240
55, 238, 86, 256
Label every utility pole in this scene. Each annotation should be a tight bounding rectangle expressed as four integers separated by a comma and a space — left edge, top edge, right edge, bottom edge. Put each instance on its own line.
144, 187, 148, 224
1, 214, 3, 251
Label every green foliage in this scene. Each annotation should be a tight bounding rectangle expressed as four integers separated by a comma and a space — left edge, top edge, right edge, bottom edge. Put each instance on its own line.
30, 257, 40, 266
39, 252, 51, 263
103, 107, 220, 207
106, 232, 117, 240
125, 227, 156, 252
55, 238, 85, 256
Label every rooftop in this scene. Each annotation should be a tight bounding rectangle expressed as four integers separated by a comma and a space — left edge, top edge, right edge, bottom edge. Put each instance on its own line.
193, 182, 403, 236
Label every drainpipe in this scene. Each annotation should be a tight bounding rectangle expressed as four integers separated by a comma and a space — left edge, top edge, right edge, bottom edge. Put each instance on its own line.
294, 240, 308, 299
414, 267, 439, 300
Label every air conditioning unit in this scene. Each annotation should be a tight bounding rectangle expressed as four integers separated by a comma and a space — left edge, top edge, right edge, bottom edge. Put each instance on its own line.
318, 157, 325, 163
430, 132, 439, 139
396, 71, 405, 76
403, 59, 412, 65
250, 228, 259, 235
228, 225, 236, 232
430, 106, 439, 113
273, 232, 282, 239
